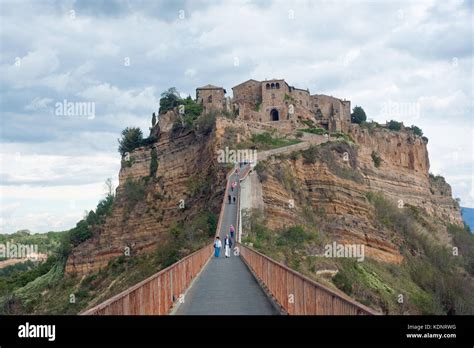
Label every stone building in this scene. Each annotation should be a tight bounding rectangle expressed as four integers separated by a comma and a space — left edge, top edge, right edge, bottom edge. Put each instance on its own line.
196, 84, 227, 113
197, 79, 351, 132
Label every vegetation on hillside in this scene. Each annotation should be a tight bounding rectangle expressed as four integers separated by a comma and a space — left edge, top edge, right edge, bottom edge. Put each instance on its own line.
0, 230, 63, 256
236, 131, 301, 151
246, 145, 474, 315
387, 120, 403, 131
118, 127, 157, 156
371, 151, 382, 167
300, 142, 363, 183
351, 106, 367, 124
0, 207, 217, 315
0, 179, 116, 314
159, 87, 205, 134
298, 127, 327, 135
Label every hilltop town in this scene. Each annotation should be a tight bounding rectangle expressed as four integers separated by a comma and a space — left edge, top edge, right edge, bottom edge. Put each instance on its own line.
196, 78, 351, 132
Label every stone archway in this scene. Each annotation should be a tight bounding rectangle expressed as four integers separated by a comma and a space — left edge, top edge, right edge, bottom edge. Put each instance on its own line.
270, 108, 279, 121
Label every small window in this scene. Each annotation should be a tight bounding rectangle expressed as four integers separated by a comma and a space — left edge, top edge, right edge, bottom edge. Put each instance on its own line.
271, 83, 275, 89
276, 83, 280, 89
272, 93, 275, 99
266, 83, 270, 89
207, 95, 212, 103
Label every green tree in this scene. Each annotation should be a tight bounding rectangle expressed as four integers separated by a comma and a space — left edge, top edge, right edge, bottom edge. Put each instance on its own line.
387, 120, 402, 131
351, 106, 367, 124
118, 127, 144, 155
409, 125, 423, 136
150, 148, 158, 177
181, 96, 203, 125
159, 87, 181, 114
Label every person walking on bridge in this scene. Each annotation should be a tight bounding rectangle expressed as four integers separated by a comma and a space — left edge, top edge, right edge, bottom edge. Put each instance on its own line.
224, 235, 232, 258
229, 225, 235, 240
214, 236, 222, 257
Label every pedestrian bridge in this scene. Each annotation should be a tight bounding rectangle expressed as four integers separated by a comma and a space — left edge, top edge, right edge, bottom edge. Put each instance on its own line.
82, 144, 378, 316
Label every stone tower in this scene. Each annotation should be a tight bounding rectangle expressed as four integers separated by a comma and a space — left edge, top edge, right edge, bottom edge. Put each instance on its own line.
196, 84, 226, 114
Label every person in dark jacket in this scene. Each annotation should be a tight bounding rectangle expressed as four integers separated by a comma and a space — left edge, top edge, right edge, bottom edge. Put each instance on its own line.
224, 235, 232, 258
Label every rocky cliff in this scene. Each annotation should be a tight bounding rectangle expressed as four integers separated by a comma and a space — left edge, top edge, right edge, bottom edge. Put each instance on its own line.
65, 111, 227, 275
249, 123, 462, 265
350, 125, 462, 226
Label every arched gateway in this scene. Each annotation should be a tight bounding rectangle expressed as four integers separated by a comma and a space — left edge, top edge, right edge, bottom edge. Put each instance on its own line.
270, 108, 279, 121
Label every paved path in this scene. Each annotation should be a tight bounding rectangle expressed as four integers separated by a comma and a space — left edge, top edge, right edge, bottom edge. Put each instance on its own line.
174, 170, 279, 315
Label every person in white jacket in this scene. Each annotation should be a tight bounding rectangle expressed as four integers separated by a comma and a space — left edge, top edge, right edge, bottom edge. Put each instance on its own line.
214, 236, 222, 257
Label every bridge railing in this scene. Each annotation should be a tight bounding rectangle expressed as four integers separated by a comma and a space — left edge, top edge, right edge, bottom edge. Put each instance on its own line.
238, 244, 379, 315
81, 165, 239, 315
81, 244, 212, 315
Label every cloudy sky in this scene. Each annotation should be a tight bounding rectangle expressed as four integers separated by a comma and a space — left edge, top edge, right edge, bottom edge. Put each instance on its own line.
0, 0, 472, 233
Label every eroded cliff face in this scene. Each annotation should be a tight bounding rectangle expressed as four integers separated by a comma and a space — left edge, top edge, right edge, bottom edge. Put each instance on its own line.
349, 125, 462, 226
66, 111, 226, 275
253, 124, 462, 265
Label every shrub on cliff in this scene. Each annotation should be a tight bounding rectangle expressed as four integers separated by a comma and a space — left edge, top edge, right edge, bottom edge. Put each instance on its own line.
59, 192, 115, 260
351, 106, 367, 124
409, 125, 423, 136
278, 226, 313, 246
159, 87, 181, 114
298, 127, 327, 135
181, 96, 204, 126
194, 111, 215, 136
250, 132, 300, 150
387, 120, 402, 131
371, 151, 382, 167
149, 148, 158, 177
448, 223, 474, 276
254, 161, 269, 182
118, 127, 144, 156
123, 178, 146, 213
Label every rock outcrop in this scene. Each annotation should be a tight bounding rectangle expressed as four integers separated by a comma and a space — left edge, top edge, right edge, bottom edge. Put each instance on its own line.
65, 112, 226, 275
251, 124, 462, 265
350, 125, 462, 226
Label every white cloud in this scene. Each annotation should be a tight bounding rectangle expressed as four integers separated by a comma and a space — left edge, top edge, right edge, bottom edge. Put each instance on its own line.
78, 83, 158, 112
25, 97, 54, 111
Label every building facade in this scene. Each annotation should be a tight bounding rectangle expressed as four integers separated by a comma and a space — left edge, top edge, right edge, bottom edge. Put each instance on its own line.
196, 79, 351, 132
